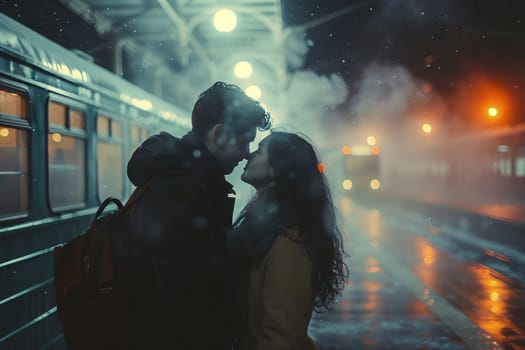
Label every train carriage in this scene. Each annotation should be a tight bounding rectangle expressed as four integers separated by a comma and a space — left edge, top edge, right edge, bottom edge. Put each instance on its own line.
340, 141, 381, 195
381, 123, 525, 216
342, 146, 381, 194
0, 13, 189, 349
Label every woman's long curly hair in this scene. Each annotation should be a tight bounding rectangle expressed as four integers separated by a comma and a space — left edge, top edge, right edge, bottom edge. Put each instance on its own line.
259, 131, 348, 312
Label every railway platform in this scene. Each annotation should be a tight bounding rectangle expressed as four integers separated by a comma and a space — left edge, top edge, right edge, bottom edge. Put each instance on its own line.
310, 196, 525, 349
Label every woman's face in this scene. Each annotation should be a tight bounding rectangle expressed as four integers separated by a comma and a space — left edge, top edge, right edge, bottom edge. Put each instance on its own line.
241, 140, 275, 190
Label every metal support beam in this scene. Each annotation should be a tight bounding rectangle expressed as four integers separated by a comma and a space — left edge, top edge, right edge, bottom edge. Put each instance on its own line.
157, 0, 215, 75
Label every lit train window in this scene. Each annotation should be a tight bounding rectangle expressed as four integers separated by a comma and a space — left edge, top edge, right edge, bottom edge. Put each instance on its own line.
0, 90, 27, 118
97, 115, 110, 136
515, 143, 525, 178
70, 109, 85, 129
97, 115, 123, 201
141, 128, 149, 141
47, 101, 86, 211
130, 125, 149, 152
498, 158, 512, 177
516, 157, 525, 178
48, 102, 66, 127
112, 120, 122, 139
0, 89, 29, 218
131, 125, 140, 143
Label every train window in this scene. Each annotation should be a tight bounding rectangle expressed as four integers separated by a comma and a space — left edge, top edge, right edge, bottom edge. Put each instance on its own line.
70, 109, 85, 129
0, 90, 27, 118
516, 157, 525, 177
131, 125, 140, 143
112, 120, 122, 139
0, 127, 29, 217
141, 128, 149, 141
498, 158, 512, 177
97, 115, 123, 201
47, 102, 86, 211
48, 102, 67, 127
97, 115, 110, 137
0, 88, 29, 219
130, 126, 149, 151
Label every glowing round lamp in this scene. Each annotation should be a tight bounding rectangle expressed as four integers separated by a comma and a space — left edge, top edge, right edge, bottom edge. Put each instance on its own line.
488, 107, 498, 118
213, 9, 237, 32
234, 61, 252, 79
245, 85, 262, 100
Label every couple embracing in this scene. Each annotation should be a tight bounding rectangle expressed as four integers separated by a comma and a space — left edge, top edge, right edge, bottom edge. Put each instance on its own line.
120, 82, 348, 349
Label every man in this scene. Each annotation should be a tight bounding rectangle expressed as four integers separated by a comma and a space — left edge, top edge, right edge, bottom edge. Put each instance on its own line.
122, 82, 271, 349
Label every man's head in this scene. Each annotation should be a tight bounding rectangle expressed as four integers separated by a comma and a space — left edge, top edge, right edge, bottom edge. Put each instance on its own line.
192, 82, 271, 174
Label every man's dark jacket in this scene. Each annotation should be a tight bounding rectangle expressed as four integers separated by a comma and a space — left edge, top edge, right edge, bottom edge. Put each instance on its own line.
119, 131, 236, 349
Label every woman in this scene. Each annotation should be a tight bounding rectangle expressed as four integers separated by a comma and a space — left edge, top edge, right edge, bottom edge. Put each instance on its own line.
227, 131, 348, 350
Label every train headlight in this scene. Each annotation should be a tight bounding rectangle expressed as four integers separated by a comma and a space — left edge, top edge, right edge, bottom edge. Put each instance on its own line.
370, 179, 380, 190
342, 179, 353, 190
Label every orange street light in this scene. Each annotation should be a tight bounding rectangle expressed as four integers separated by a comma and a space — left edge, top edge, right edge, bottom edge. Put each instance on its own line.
422, 123, 432, 134
487, 107, 498, 118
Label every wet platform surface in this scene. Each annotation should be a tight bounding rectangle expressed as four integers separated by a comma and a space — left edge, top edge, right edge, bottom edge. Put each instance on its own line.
309, 196, 525, 349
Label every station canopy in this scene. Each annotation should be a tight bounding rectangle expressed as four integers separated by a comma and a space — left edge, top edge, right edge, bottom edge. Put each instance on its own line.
62, 0, 287, 86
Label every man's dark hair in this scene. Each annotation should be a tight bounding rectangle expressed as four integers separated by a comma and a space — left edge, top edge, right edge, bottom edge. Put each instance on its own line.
191, 81, 271, 137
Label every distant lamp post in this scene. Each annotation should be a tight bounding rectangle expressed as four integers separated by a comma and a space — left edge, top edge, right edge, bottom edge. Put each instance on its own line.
213, 9, 237, 32
245, 85, 262, 100
422, 123, 432, 134
234, 61, 253, 79
487, 107, 498, 118
366, 136, 376, 146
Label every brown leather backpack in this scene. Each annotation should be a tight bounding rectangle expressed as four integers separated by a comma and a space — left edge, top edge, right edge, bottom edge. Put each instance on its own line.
54, 172, 179, 349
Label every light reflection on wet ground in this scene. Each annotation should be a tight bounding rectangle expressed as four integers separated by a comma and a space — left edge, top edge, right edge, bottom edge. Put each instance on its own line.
309, 196, 525, 349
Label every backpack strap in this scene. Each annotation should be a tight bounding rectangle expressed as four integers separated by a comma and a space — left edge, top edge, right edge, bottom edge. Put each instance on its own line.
95, 197, 124, 221
88, 171, 184, 274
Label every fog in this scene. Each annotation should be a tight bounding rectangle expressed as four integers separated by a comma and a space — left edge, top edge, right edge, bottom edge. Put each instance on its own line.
132, 1, 520, 216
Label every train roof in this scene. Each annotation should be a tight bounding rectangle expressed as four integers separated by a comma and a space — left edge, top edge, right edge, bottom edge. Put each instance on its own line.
0, 13, 190, 128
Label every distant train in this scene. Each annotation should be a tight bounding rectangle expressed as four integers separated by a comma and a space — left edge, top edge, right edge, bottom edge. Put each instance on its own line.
342, 144, 381, 193
0, 13, 189, 349
380, 123, 525, 213
328, 137, 382, 195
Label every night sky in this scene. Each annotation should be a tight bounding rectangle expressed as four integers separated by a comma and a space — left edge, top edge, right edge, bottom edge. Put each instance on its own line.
282, 0, 524, 94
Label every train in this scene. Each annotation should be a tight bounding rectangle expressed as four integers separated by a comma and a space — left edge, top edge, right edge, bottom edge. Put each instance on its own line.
0, 13, 189, 349
380, 123, 525, 214
321, 136, 382, 195
327, 121, 525, 225
340, 142, 381, 194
